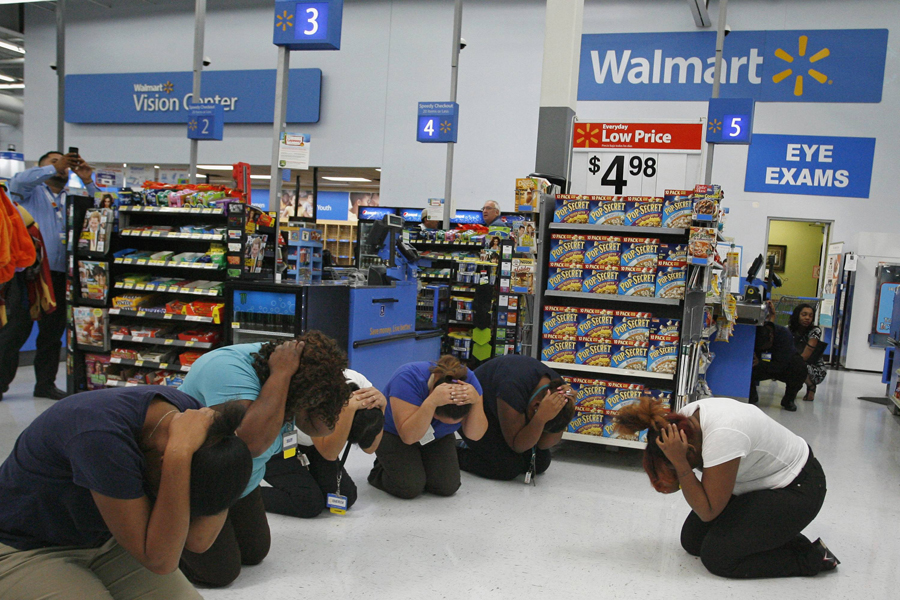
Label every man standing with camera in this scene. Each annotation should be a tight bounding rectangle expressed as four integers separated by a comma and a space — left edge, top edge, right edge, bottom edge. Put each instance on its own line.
1, 150, 97, 401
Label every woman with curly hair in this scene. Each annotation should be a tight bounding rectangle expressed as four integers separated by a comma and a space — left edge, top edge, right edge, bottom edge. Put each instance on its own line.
615, 396, 837, 579
177, 331, 349, 587
788, 303, 828, 402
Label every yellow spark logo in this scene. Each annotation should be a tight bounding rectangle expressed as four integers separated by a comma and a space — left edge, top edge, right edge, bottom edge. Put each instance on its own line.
574, 124, 600, 148
772, 35, 831, 97
440, 120, 452, 133
276, 10, 293, 32
188, 119, 198, 132
163, 81, 174, 94
708, 118, 722, 134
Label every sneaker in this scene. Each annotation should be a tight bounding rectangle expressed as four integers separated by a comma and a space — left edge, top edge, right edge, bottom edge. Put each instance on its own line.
781, 399, 798, 412
34, 386, 68, 401
813, 538, 840, 571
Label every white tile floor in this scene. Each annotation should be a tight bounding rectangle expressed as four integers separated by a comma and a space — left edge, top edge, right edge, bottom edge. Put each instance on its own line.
2, 365, 900, 599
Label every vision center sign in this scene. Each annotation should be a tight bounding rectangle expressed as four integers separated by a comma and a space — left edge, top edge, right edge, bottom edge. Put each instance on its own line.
745, 134, 876, 198
579, 29, 888, 102
66, 69, 322, 124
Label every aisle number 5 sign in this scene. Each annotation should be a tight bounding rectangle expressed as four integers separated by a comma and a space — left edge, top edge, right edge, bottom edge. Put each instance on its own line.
273, 0, 344, 51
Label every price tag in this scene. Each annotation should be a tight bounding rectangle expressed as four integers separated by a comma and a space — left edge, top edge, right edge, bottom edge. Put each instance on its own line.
582, 153, 660, 196
190, 233, 202, 240
187, 316, 202, 321
165, 339, 174, 345
159, 363, 168, 369
164, 314, 173, 319
202, 208, 214, 214
109, 309, 120, 315
232, 322, 241, 328
135, 284, 145, 290
136, 311, 146, 317
132, 337, 145, 343
135, 360, 144, 367
123, 283, 134, 289
151, 231, 162, 237
110, 357, 122, 363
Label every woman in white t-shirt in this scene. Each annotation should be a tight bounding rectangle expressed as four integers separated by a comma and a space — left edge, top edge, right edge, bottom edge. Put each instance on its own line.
616, 396, 838, 578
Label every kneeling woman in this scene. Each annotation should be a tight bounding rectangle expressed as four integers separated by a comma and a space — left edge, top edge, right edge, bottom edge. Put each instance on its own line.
0, 386, 252, 600
616, 396, 838, 579
368, 356, 487, 499
262, 370, 386, 517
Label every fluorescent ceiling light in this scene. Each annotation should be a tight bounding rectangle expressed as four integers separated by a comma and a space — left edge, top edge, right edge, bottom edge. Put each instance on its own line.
0, 74, 15, 83
0, 41, 25, 55
196, 164, 232, 170
0, 83, 23, 89
375, 168, 381, 172
322, 176, 371, 182
153, 165, 160, 169
249, 174, 271, 180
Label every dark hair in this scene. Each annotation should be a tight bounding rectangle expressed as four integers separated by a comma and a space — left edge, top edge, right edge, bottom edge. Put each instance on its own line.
789, 303, 815, 333
38, 151, 63, 166
429, 355, 471, 420
251, 331, 350, 429
615, 396, 694, 493
343, 381, 385, 448
542, 378, 576, 434
190, 402, 253, 517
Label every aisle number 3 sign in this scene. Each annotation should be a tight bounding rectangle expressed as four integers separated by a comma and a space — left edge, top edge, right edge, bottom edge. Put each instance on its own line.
272, 0, 344, 51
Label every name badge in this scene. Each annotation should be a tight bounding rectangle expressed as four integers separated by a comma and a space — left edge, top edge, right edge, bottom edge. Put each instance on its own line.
419, 425, 436, 446
327, 493, 348, 515
282, 430, 298, 459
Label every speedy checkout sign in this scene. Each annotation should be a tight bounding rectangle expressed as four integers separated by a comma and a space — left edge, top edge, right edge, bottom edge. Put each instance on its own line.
745, 134, 876, 198
569, 122, 703, 197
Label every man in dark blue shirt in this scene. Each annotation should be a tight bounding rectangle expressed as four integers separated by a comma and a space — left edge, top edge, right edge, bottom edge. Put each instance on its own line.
751, 322, 808, 411
1, 150, 97, 401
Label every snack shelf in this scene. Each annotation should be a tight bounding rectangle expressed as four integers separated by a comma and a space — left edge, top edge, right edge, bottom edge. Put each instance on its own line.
448, 320, 476, 326
119, 206, 225, 215
109, 357, 192, 373
561, 432, 647, 449
108, 308, 216, 324
418, 273, 453, 280
114, 257, 224, 270
230, 327, 296, 338
548, 223, 688, 236
541, 361, 675, 381
544, 290, 682, 307
120, 230, 225, 241
410, 240, 483, 248
110, 334, 217, 349
104, 380, 146, 388
114, 282, 222, 296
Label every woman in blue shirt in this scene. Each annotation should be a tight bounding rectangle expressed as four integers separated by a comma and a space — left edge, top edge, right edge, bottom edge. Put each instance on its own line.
367, 356, 487, 499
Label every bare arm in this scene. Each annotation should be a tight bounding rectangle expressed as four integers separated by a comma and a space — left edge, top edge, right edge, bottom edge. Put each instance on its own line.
801, 336, 818, 361
184, 511, 228, 554
498, 400, 544, 453
91, 409, 214, 574
390, 395, 439, 445
236, 341, 304, 456
459, 384, 488, 442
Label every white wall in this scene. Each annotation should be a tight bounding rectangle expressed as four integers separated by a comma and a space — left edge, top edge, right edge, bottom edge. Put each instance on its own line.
22, 0, 900, 267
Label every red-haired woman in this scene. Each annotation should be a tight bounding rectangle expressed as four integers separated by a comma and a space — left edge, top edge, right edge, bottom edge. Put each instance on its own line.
616, 396, 838, 579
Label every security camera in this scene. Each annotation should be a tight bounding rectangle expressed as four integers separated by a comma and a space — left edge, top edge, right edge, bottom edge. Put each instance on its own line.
50, 63, 56, 71
203, 56, 212, 67
724, 24, 732, 37
459, 37, 467, 50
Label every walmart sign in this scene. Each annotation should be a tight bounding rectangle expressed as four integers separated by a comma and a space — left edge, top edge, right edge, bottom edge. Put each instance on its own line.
66, 69, 321, 124
579, 29, 888, 102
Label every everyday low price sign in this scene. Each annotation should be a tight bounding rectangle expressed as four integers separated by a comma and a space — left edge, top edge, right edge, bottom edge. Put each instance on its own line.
744, 134, 876, 198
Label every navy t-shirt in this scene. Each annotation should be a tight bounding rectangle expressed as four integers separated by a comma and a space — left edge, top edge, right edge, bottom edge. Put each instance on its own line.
383, 362, 483, 441
0, 386, 200, 551
474, 355, 560, 418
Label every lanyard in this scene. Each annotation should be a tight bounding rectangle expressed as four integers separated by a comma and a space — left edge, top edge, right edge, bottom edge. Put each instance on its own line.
525, 447, 537, 486
336, 443, 352, 496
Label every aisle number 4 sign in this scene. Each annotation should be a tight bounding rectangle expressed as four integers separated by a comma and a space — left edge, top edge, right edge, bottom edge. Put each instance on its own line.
272, 0, 343, 51
417, 102, 459, 143
569, 122, 704, 196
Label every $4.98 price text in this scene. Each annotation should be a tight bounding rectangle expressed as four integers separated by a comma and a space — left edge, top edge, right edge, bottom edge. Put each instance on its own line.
588, 155, 657, 195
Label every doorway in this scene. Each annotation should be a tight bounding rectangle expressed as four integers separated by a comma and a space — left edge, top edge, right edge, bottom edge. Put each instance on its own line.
764, 218, 832, 300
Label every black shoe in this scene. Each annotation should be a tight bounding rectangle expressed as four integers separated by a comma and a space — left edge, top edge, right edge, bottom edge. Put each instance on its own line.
813, 538, 840, 571
34, 386, 68, 401
781, 400, 798, 412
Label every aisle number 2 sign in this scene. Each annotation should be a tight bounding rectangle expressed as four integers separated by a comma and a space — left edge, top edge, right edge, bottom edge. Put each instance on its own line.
417, 102, 459, 143
273, 0, 343, 50
187, 104, 224, 141
569, 122, 704, 197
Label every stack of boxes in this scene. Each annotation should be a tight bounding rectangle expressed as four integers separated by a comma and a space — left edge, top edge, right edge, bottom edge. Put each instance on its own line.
565, 380, 672, 442
541, 306, 679, 374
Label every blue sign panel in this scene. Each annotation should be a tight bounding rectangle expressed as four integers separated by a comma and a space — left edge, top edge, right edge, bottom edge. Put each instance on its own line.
417, 102, 459, 143
66, 69, 321, 124
316, 191, 349, 221
451, 210, 484, 225
187, 104, 224, 140
273, 0, 343, 50
579, 29, 888, 103
400, 208, 423, 223
876, 284, 899, 334
706, 98, 754, 144
359, 207, 398, 221
745, 134, 876, 198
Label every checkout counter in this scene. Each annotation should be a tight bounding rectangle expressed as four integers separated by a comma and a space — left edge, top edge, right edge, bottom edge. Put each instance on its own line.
225, 280, 442, 391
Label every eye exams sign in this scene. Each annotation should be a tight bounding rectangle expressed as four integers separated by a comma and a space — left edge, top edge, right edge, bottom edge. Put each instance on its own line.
65, 69, 322, 124
744, 134, 876, 198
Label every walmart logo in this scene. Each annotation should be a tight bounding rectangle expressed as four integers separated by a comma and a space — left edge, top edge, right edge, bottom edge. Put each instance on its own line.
578, 28, 887, 103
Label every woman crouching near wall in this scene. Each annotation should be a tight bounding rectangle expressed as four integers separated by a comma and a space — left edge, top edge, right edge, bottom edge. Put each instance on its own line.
615, 396, 839, 579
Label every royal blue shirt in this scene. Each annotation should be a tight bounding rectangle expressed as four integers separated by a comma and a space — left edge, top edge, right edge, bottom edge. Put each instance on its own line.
8, 165, 98, 272
0, 386, 200, 551
383, 361, 483, 442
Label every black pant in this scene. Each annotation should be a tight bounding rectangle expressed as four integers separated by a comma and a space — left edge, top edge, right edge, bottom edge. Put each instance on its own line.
0, 271, 67, 394
458, 413, 551, 481
680, 451, 828, 578
367, 432, 460, 499
260, 445, 358, 518
179, 487, 271, 588
750, 353, 808, 404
